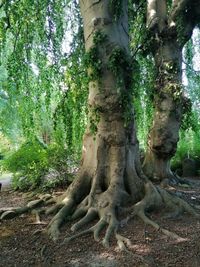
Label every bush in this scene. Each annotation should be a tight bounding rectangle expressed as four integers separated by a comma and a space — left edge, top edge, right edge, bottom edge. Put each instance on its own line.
2, 140, 48, 190
3, 141, 47, 172
2, 140, 76, 191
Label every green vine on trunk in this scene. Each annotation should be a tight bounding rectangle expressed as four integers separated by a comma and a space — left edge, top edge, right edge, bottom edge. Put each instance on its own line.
89, 107, 101, 135
108, 47, 132, 87
109, 0, 122, 21
84, 30, 107, 82
162, 82, 183, 101
93, 30, 107, 46
85, 31, 107, 134
108, 46, 133, 126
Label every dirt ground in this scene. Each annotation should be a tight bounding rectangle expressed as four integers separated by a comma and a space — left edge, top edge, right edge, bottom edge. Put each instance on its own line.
1, 178, 200, 267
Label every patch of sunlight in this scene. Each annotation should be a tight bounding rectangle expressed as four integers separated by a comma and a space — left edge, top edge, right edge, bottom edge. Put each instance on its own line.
0, 227, 14, 238
131, 244, 151, 254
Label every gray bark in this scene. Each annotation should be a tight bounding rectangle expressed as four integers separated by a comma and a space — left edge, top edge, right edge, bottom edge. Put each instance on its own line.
143, 0, 200, 181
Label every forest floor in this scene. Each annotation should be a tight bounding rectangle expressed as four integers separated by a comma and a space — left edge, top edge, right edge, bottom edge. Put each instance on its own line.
1, 177, 200, 267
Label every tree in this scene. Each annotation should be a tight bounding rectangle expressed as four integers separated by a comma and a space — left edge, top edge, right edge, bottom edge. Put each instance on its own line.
142, 0, 200, 181
1, 0, 198, 249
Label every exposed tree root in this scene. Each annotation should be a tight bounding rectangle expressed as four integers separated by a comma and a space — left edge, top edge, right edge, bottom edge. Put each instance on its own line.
1, 176, 199, 250
122, 182, 199, 241
160, 175, 197, 189
1, 135, 199, 250
61, 181, 199, 249
0, 195, 54, 220
1, 177, 199, 250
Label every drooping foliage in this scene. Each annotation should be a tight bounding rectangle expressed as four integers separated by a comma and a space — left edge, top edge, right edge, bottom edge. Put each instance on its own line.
0, 0, 89, 188
129, 1, 154, 149
0, 0, 200, 189
172, 28, 200, 169
0, 0, 88, 154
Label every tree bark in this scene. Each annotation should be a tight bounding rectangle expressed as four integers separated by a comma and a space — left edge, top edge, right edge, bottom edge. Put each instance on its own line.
143, 38, 183, 181
143, 0, 200, 181
77, 0, 144, 199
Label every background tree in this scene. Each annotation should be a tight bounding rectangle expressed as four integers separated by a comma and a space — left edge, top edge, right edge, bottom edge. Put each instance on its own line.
171, 30, 200, 172
142, 0, 200, 181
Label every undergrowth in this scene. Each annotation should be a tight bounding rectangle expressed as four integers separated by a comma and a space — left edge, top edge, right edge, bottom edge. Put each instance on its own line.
171, 129, 200, 174
2, 140, 77, 191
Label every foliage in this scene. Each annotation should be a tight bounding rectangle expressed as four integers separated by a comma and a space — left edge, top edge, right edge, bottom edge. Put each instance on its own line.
0, 1, 199, 192
172, 126, 200, 171
109, 0, 122, 21
2, 140, 76, 191
84, 30, 107, 83
0, 0, 88, 158
171, 29, 200, 168
2, 140, 47, 190
3, 140, 47, 173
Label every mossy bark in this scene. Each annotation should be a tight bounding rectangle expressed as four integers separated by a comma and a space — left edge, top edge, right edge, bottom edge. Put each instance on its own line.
143, 0, 200, 181
143, 39, 183, 181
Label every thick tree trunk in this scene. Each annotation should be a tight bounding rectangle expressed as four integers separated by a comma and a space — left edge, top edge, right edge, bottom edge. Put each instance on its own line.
76, 0, 144, 199
143, 0, 200, 182
44, 1, 197, 246
143, 39, 183, 181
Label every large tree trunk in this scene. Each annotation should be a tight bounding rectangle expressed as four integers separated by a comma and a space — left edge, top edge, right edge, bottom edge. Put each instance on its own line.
46, 0, 145, 245
143, 0, 200, 182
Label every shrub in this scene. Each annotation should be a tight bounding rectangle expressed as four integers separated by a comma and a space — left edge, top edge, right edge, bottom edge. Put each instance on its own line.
2, 140, 76, 191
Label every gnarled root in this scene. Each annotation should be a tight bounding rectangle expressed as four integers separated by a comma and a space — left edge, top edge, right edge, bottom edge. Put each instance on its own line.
62, 190, 131, 250
122, 182, 199, 242
62, 181, 199, 250
0, 134, 199, 250
1, 178, 199, 250
0, 195, 52, 220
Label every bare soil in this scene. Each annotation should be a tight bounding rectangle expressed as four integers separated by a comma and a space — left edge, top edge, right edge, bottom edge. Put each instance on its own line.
1, 178, 200, 267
